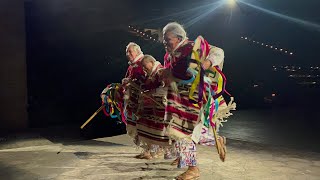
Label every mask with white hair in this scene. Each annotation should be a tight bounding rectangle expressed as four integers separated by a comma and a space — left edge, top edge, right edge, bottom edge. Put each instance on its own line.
162, 22, 188, 53
126, 42, 144, 64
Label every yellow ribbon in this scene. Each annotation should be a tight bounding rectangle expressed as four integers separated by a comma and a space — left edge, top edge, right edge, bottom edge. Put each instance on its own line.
210, 66, 223, 94
189, 49, 201, 104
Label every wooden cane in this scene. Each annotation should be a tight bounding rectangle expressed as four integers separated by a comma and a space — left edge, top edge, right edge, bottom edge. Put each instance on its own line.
212, 126, 221, 154
80, 105, 105, 129
128, 82, 165, 108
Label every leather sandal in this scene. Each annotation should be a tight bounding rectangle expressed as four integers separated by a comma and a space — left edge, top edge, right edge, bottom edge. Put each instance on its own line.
175, 167, 200, 180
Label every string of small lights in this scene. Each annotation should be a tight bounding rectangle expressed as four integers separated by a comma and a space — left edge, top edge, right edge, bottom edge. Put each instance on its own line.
128, 25, 161, 43
241, 36, 294, 56
129, 25, 296, 56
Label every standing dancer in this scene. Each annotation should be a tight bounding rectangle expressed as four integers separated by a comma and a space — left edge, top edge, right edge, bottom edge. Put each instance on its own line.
136, 55, 176, 159
122, 42, 145, 144
162, 22, 236, 180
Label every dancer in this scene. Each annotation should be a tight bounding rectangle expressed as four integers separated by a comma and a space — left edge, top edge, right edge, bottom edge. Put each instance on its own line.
102, 42, 150, 159
137, 55, 176, 159
162, 22, 236, 179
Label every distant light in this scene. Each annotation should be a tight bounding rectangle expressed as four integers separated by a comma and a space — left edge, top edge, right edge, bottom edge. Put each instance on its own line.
245, 37, 247, 40
275, 48, 278, 50
253, 40, 255, 43
253, 84, 259, 88
280, 49, 283, 51
270, 46, 273, 48
150, 37, 152, 39
266, 45, 268, 47
241, 36, 244, 39
272, 93, 276, 97
227, 0, 237, 7
290, 52, 293, 55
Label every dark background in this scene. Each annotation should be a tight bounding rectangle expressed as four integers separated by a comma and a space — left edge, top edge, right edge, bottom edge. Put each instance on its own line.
21, 0, 320, 141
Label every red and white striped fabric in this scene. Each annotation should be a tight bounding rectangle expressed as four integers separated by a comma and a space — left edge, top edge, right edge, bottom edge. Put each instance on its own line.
136, 63, 172, 147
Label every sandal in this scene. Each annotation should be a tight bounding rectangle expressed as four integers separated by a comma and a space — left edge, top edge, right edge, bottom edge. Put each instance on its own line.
218, 136, 227, 162
135, 151, 153, 160
152, 150, 164, 159
134, 153, 144, 159
171, 157, 180, 166
175, 167, 200, 180
143, 153, 153, 160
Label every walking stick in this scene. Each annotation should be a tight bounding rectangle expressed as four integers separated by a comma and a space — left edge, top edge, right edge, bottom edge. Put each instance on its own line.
128, 82, 165, 108
211, 122, 227, 162
212, 126, 221, 154
80, 105, 105, 129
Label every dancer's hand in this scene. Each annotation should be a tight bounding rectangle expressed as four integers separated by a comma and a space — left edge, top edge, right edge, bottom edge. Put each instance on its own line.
100, 87, 108, 103
122, 78, 130, 85
159, 69, 171, 79
100, 93, 106, 103
159, 69, 172, 86
201, 59, 212, 70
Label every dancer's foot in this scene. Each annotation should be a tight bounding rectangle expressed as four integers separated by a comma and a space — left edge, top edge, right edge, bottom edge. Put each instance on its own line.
175, 166, 200, 180
134, 151, 153, 160
134, 153, 144, 159
152, 150, 164, 159
171, 157, 180, 166
143, 153, 153, 160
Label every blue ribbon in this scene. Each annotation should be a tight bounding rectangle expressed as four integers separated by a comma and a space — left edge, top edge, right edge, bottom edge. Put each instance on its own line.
178, 68, 196, 85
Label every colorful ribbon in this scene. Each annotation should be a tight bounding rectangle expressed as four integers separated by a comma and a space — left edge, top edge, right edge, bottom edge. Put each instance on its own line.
101, 83, 127, 125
